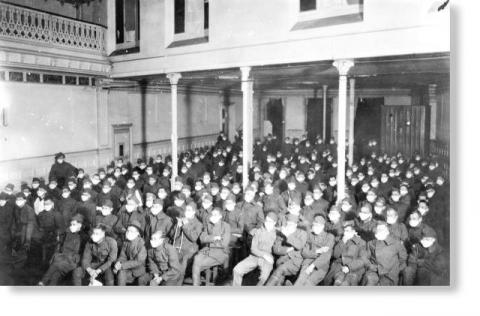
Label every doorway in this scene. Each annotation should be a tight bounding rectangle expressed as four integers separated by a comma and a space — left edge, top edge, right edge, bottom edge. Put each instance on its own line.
306, 98, 332, 142
354, 97, 384, 158
265, 98, 284, 141
113, 124, 132, 161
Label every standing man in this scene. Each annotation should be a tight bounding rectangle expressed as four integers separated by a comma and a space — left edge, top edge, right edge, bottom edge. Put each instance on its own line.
48, 152, 78, 189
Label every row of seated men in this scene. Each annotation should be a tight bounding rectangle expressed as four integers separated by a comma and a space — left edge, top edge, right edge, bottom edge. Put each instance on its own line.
0, 133, 449, 286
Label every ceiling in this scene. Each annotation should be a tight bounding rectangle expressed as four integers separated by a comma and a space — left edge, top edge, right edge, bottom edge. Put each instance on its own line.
126, 52, 450, 92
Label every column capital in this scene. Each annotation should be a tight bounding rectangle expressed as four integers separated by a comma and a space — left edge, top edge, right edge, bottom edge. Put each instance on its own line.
166, 73, 182, 85
240, 66, 252, 81
323, 84, 328, 90
333, 59, 354, 76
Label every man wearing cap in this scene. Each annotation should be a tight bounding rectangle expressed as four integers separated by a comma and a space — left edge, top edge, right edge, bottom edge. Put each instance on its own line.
73, 223, 118, 286
48, 152, 78, 189
95, 199, 119, 239
74, 190, 97, 232
355, 202, 377, 242
266, 214, 307, 286
97, 181, 121, 214
39, 214, 84, 285
261, 182, 287, 217
281, 177, 302, 207
0, 192, 14, 254
403, 226, 448, 285
192, 208, 231, 286
172, 202, 203, 285
12, 193, 36, 253
31, 197, 64, 254
238, 186, 264, 236
114, 220, 147, 285
388, 187, 409, 223
145, 199, 173, 245
363, 222, 407, 286
57, 187, 77, 227
33, 184, 48, 215
138, 230, 181, 286
301, 191, 327, 229
311, 185, 330, 216
324, 222, 368, 286
114, 199, 146, 248
198, 194, 215, 225
233, 211, 278, 286
294, 215, 334, 286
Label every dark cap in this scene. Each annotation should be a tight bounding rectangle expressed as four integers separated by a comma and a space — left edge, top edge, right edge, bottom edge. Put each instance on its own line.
127, 220, 143, 235
15, 193, 26, 200
265, 211, 278, 222
0, 192, 9, 200
55, 152, 66, 159
312, 215, 326, 225
153, 198, 164, 206
102, 199, 113, 208
5, 183, 14, 191
71, 214, 84, 224
421, 226, 437, 239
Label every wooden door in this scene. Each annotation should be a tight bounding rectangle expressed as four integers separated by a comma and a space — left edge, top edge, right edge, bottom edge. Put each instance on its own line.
381, 106, 426, 157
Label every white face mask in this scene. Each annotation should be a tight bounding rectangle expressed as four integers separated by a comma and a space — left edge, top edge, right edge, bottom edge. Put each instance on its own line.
0, 200, 6, 207
288, 184, 296, 191
70, 222, 81, 233
151, 206, 162, 216
158, 192, 167, 199
386, 216, 397, 225
312, 224, 324, 235
32, 183, 40, 189
366, 196, 376, 203
81, 195, 89, 202
409, 219, 420, 227
265, 187, 273, 195
126, 205, 135, 213
185, 209, 195, 219
359, 212, 371, 221
16, 200, 26, 208
225, 202, 235, 211
92, 179, 100, 185
264, 221, 275, 232
375, 230, 389, 241
49, 184, 57, 190
420, 238, 435, 248
126, 231, 138, 241
341, 204, 351, 212
91, 232, 104, 244
304, 198, 313, 206
145, 200, 153, 208
174, 200, 184, 207
44, 204, 54, 212
62, 193, 70, 199
210, 216, 221, 225
102, 188, 111, 194
343, 231, 355, 242
101, 207, 112, 216
127, 183, 135, 189
202, 202, 212, 210
313, 192, 322, 200
400, 189, 408, 196
150, 238, 163, 248
391, 195, 400, 202
329, 213, 340, 223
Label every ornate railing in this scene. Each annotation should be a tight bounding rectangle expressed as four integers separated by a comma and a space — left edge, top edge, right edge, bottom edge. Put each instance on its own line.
0, 2, 105, 53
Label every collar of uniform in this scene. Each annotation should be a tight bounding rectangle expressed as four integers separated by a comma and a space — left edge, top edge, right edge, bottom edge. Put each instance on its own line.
383, 235, 396, 245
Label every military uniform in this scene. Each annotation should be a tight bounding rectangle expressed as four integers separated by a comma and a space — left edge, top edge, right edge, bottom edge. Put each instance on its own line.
138, 242, 181, 286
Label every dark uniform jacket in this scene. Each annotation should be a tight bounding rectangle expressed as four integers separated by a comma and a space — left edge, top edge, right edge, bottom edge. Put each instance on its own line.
236, 201, 264, 234
407, 242, 449, 285
366, 235, 407, 277
147, 242, 181, 282
32, 210, 64, 242
13, 204, 35, 245
114, 208, 146, 238
95, 214, 119, 238
52, 231, 83, 267
332, 235, 368, 273
81, 236, 118, 272
301, 231, 335, 269
74, 200, 97, 230
0, 202, 14, 245
49, 161, 77, 188
388, 222, 408, 242
172, 217, 203, 256
223, 208, 244, 247
57, 197, 77, 227
199, 221, 231, 263
117, 237, 147, 277
272, 228, 308, 265
145, 212, 173, 242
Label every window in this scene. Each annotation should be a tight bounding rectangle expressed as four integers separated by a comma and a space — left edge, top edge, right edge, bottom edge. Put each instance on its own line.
43, 74, 63, 84
300, 0, 316, 12
116, 0, 140, 45
26, 72, 40, 83
79, 77, 90, 86
9, 72, 23, 82
204, 0, 209, 30
175, 0, 186, 34
65, 76, 77, 85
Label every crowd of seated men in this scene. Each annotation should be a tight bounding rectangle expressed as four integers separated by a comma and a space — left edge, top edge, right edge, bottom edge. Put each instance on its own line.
0, 132, 450, 286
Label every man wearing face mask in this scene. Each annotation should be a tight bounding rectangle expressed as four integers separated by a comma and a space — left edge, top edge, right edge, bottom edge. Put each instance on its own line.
138, 230, 181, 286
261, 182, 287, 217
294, 215, 334, 286
198, 194, 215, 225
97, 181, 121, 214
281, 177, 302, 207
388, 188, 409, 223
172, 202, 203, 285
48, 152, 78, 189
73, 223, 117, 286
266, 214, 307, 286
145, 199, 173, 246
385, 207, 408, 243
74, 190, 97, 232
326, 206, 344, 241
39, 214, 84, 286
233, 211, 278, 286
301, 191, 327, 229
324, 222, 367, 286
114, 199, 146, 248
95, 200, 118, 239
363, 222, 407, 286
65, 177, 81, 202
238, 187, 264, 238
403, 226, 448, 285
33, 184, 48, 216
114, 221, 147, 285
355, 202, 376, 242
192, 208, 231, 286
11, 193, 36, 254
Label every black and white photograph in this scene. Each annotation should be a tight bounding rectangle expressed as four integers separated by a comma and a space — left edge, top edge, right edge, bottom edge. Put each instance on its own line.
0, 0, 455, 291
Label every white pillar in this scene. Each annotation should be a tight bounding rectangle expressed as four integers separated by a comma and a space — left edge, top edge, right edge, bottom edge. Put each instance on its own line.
348, 78, 355, 167
333, 60, 354, 203
167, 73, 182, 186
428, 84, 437, 141
322, 85, 328, 141
241, 66, 253, 189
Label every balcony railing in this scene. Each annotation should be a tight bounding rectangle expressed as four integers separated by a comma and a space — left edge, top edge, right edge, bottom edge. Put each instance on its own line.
0, 1, 105, 54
